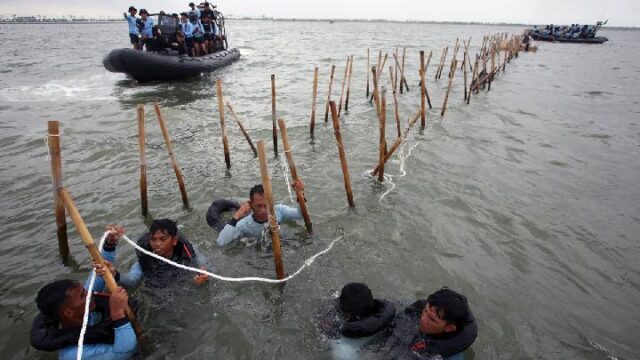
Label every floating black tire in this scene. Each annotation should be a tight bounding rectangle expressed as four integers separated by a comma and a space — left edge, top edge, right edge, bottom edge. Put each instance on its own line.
206, 199, 240, 231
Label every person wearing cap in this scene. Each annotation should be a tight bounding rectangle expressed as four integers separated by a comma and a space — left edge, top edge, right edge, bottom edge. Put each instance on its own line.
30, 226, 137, 360
189, 12, 206, 56
138, 9, 154, 51
179, 12, 195, 57
382, 287, 478, 360
123, 6, 140, 50
188, 2, 201, 18
316, 283, 396, 360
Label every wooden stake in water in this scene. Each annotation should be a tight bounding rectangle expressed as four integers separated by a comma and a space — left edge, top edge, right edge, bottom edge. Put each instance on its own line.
271, 74, 278, 156
256, 141, 285, 280
468, 54, 479, 104
448, 38, 459, 78
345, 55, 354, 112
372, 110, 420, 176
154, 102, 190, 208
463, 51, 469, 102
420, 50, 426, 128
136, 105, 148, 216
329, 101, 355, 207
310, 66, 319, 138
58, 188, 144, 338
366, 48, 370, 98
421, 50, 433, 109
371, 67, 380, 117
227, 103, 258, 157
324, 65, 336, 123
394, 46, 399, 92
215, 80, 231, 169
441, 59, 457, 117
369, 53, 388, 103
377, 87, 387, 182
401, 47, 409, 92
338, 56, 350, 117
389, 66, 401, 138
277, 118, 313, 234
47, 120, 69, 259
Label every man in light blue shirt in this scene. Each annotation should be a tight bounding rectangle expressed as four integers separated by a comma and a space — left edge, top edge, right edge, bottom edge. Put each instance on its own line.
138, 9, 154, 51
188, 2, 201, 18
180, 12, 195, 56
123, 6, 140, 50
216, 180, 306, 246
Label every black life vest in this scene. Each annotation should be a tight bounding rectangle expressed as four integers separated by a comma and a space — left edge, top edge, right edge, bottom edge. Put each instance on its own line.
316, 299, 396, 340
135, 233, 198, 288
30, 293, 114, 352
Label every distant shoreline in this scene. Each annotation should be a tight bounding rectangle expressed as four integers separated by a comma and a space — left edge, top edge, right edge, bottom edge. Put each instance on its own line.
0, 18, 635, 29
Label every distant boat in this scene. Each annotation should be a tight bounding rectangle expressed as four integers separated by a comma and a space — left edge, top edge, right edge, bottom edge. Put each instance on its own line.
329, 20, 335, 24
525, 20, 608, 44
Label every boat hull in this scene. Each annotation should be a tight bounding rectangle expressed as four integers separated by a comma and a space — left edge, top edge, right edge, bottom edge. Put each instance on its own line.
103, 48, 241, 81
530, 33, 608, 44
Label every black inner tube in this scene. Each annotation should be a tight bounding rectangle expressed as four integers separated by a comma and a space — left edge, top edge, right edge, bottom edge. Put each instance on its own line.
206, 199, 240, 231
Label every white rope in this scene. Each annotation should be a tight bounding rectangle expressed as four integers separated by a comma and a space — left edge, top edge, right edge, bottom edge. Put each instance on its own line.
279, 153, 296, 203
77, 232, 109, 360
373, 141, 419, 202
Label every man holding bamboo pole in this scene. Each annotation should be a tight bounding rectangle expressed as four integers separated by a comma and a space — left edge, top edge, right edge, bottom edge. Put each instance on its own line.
215, 180, 307, 247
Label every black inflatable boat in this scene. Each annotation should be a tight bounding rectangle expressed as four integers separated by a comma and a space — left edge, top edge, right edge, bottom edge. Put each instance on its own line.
530, 33, 608, 44
103, 48, 241, 81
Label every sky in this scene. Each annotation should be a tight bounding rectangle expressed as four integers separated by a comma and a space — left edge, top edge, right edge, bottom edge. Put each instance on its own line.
0, 0, 637, 27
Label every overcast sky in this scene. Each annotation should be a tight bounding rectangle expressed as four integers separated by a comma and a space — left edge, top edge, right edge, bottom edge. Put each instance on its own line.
0, 0, 637, 27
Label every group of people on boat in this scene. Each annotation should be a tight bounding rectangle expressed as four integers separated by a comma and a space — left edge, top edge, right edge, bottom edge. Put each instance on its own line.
531, 23, 599, 39
31, 181, 477, 359
123, 2, 225, 57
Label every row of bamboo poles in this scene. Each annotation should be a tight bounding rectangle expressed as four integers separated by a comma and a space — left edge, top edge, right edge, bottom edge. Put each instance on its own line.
48, 32, 529, 294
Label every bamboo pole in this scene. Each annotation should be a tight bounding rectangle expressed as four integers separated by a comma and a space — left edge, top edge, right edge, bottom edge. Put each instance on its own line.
377, 50, 382, 78
324, 65, 336, 123
441, 59, 457, 116
227, 103, 258, 157
448, 39, 459, 78
366, 48, 370, 98
329, 101, 354, 207
389, 66, 401, 138
369, 53, 388, 104
277, 118, 313, 234
310, 66, 319, 138
377, 87, 387, 182
271, 74, 278, 156
154, 103, 190, 207
463, 51, 469, 102
344, 55, 354, 113
214, 80, 232, 169
394, 46, 399, 92
400, 47, 408, 93
420, 50, 426, 129
338, 56, 350, 117
421, 50, 433, 109
372, 110, 420, 176
48, 121, 69, 258
256, 141, 285, 280
372, 67, 381, 117
58, 188, 143, 337
468, 54, 479, 104
136, 105, 148, 216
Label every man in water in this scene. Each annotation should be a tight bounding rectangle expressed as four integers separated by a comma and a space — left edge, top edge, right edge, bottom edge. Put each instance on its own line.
123, 6, 140, 50
385, 287, 478, 359
30, 226, 137, 359
99, 220, 209, 289
215, 180, 305, 246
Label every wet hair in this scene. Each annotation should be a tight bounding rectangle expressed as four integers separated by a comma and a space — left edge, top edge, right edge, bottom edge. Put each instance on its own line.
427, 287, 470, 330
36, 279, 80, 321
249, 184, 264, 201
339, 283, 375, 318
149, 219, 178, 237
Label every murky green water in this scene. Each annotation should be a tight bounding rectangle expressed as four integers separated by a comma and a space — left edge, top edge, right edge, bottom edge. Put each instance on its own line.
0, 21, 639, 359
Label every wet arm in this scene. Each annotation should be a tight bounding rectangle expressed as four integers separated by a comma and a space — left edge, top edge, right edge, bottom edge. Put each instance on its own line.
118, 261, 143, 289
276, 203, 302, 222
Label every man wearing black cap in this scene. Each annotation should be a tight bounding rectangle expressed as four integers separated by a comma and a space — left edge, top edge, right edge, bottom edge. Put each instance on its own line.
123, 6, 140, 50
188, 2, 201, 18
30, 227, 137, 359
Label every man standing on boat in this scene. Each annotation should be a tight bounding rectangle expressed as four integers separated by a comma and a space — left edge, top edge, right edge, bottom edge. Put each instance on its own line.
123, 6, 140, 50
138, 9, 154, 51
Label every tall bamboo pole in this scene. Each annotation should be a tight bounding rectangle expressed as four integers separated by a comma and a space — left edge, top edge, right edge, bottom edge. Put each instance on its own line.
394, 46, 399, 92
372, 67, 381, 117
48, 121, 69, 258
441, 59, 457, 116
271, 74, 278, 156
324, 65, 336, 123
421, 50, 433, 109
58, 188, 143, 337
310, 66, 319, 138
136, 105, 148, 216
227, 103, 258, 157
420, 50, 426, 129
372, 110, 420, 176
377, 87, 387, 182
214, 80, 232, 169
344, 55, 354, 112
154, 103, 190, 207
463, 51, 469, 102
448, 39, 459, 78
401, 47, 409, 92
467, 54, 479, 104
256, 141, 285, 280
366, 48, 370, 98
329, 101, 354, 207
338, 56, 350, 117
389, 66, 401, 138
277, 118, 313, 234
369, 53, 388, 104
